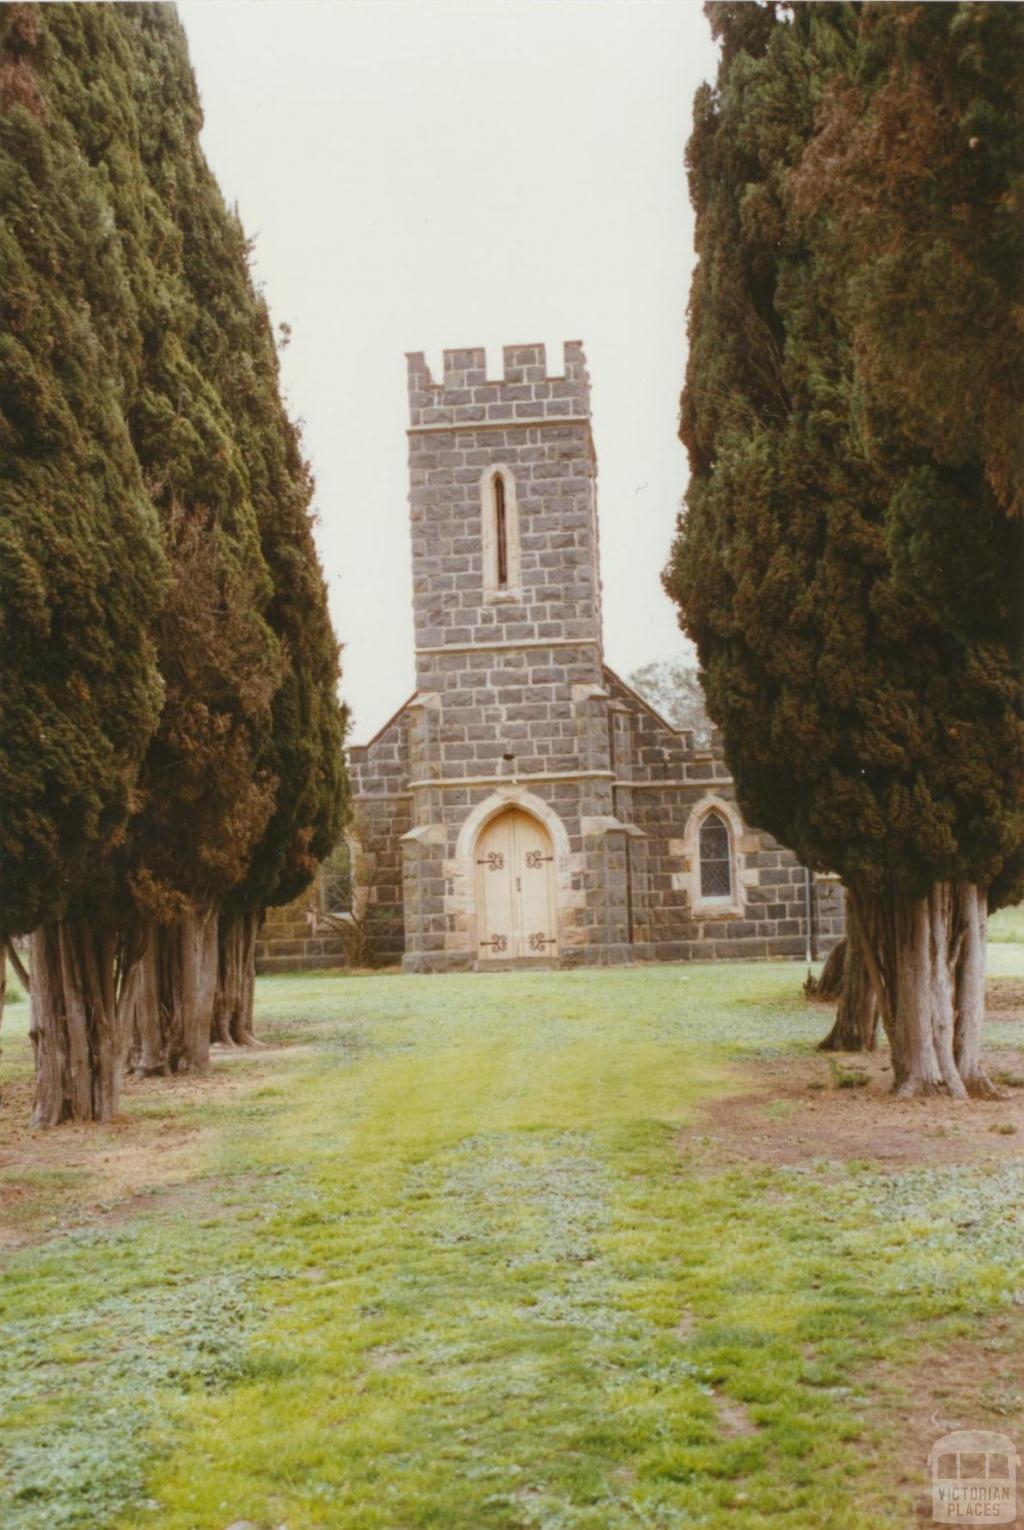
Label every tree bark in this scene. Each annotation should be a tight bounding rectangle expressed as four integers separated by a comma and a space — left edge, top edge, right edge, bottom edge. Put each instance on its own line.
159, 909, 218, 1073
858, 881, 996, 1099
124, 935, 166, 1076
213, 908, 260, 1046
125, 910, 218, 1075
819, 897, 878, 1052
29, 921, 129, 1126
809, 937, 845, 1002
953, 883, 998, 1098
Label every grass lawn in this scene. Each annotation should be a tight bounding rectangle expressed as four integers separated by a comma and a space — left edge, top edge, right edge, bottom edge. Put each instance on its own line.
1, 945, 1022, 1529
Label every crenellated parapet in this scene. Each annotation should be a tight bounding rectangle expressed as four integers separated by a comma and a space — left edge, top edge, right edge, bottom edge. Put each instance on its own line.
406, 341, 590, 430
329, 337, 846, 974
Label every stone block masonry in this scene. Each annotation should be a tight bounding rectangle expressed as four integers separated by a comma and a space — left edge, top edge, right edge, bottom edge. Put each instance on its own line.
255, 893, 347, 974
407, 344, 602, 662
295, 339, 846, 974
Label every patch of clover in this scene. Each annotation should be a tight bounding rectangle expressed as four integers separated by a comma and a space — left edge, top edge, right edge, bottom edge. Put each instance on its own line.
0, 1258, 268, 1529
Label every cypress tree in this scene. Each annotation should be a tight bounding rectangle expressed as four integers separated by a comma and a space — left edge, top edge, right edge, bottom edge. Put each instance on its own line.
112, 6, 285, 1074
666, 2, 1023, 1097
113, 4, 347, 1070
133, 12, 349, 1050
205, 275, 349, 1047
0, 4, 167, 1122
3, 4, 347, 1115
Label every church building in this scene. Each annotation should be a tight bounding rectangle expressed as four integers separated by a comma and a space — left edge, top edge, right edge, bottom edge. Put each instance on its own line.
257, 341, 843, 973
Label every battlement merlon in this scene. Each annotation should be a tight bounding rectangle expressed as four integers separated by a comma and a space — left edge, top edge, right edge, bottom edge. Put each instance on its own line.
405, 341, 591, 430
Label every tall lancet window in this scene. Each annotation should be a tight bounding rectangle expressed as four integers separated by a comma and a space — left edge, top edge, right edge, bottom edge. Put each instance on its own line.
699, 811, 732, 899
494, 473, 508, 589
481, 464, 519, 599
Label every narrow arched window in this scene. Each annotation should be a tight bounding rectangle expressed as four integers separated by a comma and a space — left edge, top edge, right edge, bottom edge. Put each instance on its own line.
699, 812, 732, 898
481, 463, 519, 598
493, 473, 508, 589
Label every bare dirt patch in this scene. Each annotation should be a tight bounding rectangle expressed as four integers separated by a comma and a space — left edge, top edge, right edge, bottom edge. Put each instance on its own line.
680, 1045, 1024, 1172
0, 1045, 285, 1250
711, 1392, 759, 1439
865, 1315, 1024, 1523
989, 977, 1024, 1016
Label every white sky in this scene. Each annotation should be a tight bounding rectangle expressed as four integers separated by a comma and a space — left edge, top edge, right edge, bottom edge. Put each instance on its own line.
178, 0, 716, 740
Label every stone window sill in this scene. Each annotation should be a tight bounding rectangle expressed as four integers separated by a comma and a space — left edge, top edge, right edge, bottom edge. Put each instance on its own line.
692, 897, 743, 920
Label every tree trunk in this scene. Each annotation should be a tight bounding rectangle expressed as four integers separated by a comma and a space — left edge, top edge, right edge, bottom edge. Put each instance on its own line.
213, 908, 260, 1046
126, 911, 218, 1075
859, 881, 997, 1099
159, 908, 218, 1073
124, 935, 166, 1076
29, 921, 128, 1126
183, 908, 218, 1072
819, 897, 878, 1052
953, 884, 998, 1098
809, 937, 845, 1002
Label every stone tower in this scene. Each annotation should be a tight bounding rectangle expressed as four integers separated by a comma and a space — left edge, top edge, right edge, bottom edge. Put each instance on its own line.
304, 338, 846, 979
399, 341, 634, 969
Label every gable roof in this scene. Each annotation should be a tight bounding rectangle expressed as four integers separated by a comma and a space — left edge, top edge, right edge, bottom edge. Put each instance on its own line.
601, 663, 686, 737
350, 692, 418, 753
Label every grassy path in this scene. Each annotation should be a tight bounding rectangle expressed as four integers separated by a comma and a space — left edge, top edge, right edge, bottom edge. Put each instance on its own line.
2, 960, 1022, 1528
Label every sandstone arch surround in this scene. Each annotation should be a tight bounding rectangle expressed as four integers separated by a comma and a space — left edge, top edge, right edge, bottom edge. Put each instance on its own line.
452, 788, 575, 965
677, 792, 753, 920
330, 824, 369, 923
341, 340, 846, 974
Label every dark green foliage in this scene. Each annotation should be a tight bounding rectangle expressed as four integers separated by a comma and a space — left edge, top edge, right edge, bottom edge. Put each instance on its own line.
107, 4, 348, 920
97, 5, 291, 920
1, 3, 346, 935
665, 2, 1024, 907
0, 4, 166, 934
795, 2, 1024, 518
192, 218, 350, 914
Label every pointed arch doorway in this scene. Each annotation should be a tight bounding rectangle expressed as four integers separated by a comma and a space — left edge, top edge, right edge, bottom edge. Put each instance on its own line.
475, 808, 558, 961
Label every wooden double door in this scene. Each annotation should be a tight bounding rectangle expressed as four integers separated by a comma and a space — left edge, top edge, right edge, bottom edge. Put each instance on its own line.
475, 808, 558, 961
